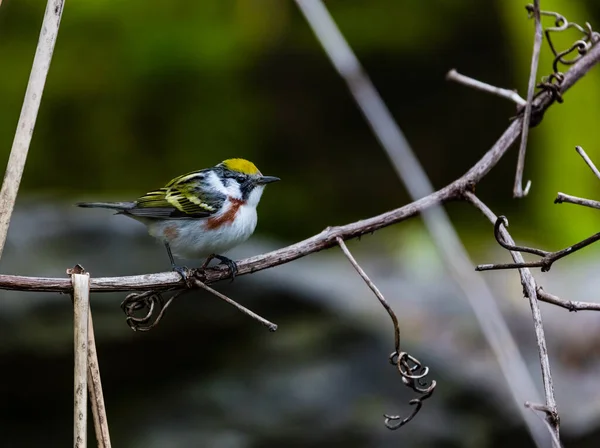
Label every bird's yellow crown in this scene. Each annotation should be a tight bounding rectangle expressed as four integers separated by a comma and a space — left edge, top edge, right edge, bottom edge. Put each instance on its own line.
221, 158, 260, 175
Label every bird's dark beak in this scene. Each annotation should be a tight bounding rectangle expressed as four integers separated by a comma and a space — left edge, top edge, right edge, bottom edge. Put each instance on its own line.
256, 175, 280, 185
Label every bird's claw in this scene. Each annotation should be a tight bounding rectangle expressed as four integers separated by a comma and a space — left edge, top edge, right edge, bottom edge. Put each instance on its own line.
218, 257, 238, 282
172, 264, 189, 283
202, 254, 238, 282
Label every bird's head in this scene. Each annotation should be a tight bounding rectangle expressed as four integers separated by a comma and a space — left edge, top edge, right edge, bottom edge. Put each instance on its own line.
213, 158, 280, 206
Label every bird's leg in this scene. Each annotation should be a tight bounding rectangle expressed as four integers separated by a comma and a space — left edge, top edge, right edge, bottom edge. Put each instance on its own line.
201, 253, 238, 281
164, 242, 188, 282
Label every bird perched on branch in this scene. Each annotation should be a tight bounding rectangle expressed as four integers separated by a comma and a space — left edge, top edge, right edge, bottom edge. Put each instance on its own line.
77, 158, 280, 280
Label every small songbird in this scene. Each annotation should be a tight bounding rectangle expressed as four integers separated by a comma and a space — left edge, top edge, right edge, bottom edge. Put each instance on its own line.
77, 158, 280, 279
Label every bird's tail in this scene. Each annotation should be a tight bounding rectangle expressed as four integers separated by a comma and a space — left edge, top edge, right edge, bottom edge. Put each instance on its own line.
76, 201, 136, 211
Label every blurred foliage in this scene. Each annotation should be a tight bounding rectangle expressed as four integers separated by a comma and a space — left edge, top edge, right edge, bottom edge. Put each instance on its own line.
1, 0, 600, 247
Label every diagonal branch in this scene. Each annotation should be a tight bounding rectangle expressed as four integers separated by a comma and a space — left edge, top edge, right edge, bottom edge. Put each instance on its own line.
0, 0, 66, 260
1, 0, 597, 296
466, 192, 560, 445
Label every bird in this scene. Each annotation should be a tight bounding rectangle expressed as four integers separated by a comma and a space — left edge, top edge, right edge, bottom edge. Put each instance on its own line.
76, 158, 280, 280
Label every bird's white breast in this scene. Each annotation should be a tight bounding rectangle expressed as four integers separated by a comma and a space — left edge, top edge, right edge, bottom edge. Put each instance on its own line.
147, 200, 258, 260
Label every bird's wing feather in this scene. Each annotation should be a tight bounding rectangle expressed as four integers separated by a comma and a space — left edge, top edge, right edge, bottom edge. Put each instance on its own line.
124, 171, 224, 220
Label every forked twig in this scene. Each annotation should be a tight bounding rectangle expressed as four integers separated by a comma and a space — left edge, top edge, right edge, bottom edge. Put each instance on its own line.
336, 237, 435, 429
475, 216, 600, 272
466, 193, 560, 445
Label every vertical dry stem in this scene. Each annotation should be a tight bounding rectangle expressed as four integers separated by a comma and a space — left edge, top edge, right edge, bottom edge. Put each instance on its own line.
0, 0, 65, 259
72, 273, 90, 448
87, 311, 111, 448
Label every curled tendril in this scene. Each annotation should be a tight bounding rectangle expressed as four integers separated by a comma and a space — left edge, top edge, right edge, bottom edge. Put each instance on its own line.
523, 4, 599, 108
121, 288, 188, 331
493, 216, 550, 258
384, 351, 436, 430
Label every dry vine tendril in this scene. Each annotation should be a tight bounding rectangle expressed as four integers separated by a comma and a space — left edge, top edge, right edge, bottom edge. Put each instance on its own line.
477, 147, 600, 273
529, 4, 600, 108
335, 237, 435, 429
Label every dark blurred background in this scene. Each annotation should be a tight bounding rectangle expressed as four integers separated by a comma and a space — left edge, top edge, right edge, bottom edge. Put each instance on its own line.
2, 0, 600, 447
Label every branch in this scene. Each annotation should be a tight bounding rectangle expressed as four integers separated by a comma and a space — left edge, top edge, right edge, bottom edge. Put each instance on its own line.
0, 0, 65, 259
514, 1, 543, 198
2, 38, 600, 293
466, 192, 560, 445
554, 192, 600, 210
71, 271, 89, 448
446, 69, 527, 106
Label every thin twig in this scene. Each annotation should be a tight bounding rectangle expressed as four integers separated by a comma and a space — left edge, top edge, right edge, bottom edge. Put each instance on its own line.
575, 145, 600, 180
554, 192, 600, 210
336, 237, 434, 429
466, 192, 560, 445
336, 237, 399, 351
87, 310, 111, 448
72, 272, 90, 448
191, 279, 277, 332
446, 69, 527, 106
514, 0, 543, 198
536, 287, 600, 312
0, 0, 65, 259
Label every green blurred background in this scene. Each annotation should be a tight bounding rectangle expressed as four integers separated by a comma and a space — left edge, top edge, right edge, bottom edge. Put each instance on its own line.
2, 0, 600, 447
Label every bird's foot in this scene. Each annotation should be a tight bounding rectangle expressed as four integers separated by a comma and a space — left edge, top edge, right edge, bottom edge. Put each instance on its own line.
201, 254, 238, 281
171, 264, 190, 284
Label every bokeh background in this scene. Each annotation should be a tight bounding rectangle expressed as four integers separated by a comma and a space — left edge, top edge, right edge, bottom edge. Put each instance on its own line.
2, 0, 600, 446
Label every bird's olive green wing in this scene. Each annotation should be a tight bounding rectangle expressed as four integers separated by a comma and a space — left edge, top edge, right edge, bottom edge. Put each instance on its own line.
124, 171, 225, 219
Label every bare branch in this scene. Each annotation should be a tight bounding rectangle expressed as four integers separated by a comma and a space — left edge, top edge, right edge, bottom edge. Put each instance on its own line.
466, 192, 560, 444
0, 0, 65, 259
575, 145, 600, 180
1, 29, 598, 295
554, 192, 600, 210
536, 287, 600, 312
192, 279, 278, 332
336, 237, 399, 352
446, 69, 527, 106
514, 0, 543, 198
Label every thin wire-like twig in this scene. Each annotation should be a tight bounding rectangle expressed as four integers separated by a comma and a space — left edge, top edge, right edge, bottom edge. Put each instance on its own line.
0, 0, 65, 260
514, 0, 543, 198
296, 0, 548, 442
191, 279, 277, 332
446, 69, 527, 106
336, 237, 399, 352
71, 271, 90, 448
466, 192, 560, 445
